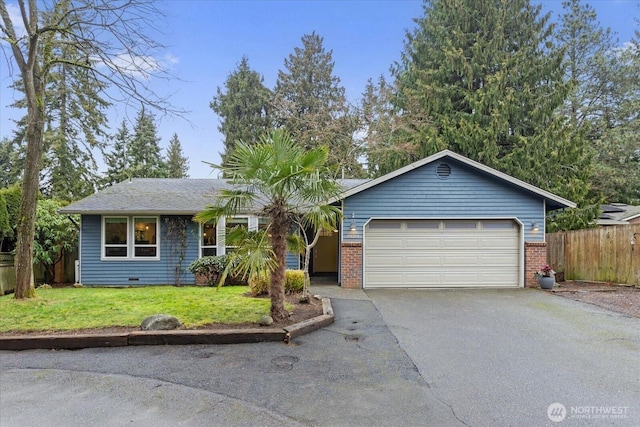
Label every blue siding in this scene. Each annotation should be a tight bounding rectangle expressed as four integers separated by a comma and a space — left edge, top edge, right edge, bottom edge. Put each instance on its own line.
286, 251, 301, 270
80, 214, 300, 285
342, 158, 545, 242
80, 215, 200, 286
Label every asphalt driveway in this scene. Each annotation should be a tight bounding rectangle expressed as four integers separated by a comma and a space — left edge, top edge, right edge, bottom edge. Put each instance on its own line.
368, 288, 640, 426
1, 286, 639, 426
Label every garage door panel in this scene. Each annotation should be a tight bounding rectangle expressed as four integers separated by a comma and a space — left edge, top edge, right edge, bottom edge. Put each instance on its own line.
405, 255, 441, 266
405, 238, 441, 248
442, 238, 481, 249
364, 219, 520, 288
478, 255, 518, 266
404, 273, 442, 284
367, 255, 404, 265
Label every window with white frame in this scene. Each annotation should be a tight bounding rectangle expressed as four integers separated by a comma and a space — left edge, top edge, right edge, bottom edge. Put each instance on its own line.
104, 217, 128, 257
225, 216, 249, 253
258, 217, 269, 232
103, 216, 159, 259
133, 217, 158, 257
201, 220, 217, 256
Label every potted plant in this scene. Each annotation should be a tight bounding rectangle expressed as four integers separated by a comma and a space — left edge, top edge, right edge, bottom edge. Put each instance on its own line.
534, 264, 555, 290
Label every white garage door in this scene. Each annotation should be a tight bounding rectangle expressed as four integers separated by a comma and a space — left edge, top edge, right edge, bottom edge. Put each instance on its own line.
364, 219, 520, 288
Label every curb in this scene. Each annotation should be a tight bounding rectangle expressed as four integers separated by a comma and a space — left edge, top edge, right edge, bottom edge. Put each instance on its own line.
0, 298, 334, 351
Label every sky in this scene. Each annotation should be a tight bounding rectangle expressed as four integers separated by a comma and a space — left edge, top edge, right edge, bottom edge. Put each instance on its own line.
0, 0, 638, 179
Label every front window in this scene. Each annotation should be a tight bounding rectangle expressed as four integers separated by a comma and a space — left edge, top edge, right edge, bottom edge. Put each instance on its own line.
225, 217, 248, 253
134, 217, 157, 257
103, 216, 159, 260
201, 220, 217, 256
104, 217, 128, 257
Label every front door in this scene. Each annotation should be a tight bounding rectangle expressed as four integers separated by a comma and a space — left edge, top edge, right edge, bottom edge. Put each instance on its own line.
313, 230, 339, 273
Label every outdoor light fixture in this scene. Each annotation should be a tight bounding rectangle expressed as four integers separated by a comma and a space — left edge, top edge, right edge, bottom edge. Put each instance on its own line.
350, 223, 357, 232
531, 222, 540, 232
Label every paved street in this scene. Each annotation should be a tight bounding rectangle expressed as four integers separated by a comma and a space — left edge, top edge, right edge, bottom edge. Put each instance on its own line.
1, 286, 639, 426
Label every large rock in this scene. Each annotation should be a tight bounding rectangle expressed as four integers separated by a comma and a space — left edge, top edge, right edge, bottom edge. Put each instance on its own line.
140, 314, 182, 331
258, 315, 273, 326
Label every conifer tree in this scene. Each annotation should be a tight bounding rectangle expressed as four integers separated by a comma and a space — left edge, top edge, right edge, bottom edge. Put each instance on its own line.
391, 0, 595, 229
0, 137, 22, 188
129, 108, 166, 178
210, 56, 271, 167
102, 120, 131, 187
165, 133, 189, 178
273, 32, 362, 176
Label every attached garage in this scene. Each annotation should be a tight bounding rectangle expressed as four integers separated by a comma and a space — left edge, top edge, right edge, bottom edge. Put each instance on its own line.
364, 219, 521, 288
336, 150, 577, 289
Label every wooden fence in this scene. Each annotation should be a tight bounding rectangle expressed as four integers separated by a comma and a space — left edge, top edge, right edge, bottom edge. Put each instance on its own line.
547, 224, 640, 285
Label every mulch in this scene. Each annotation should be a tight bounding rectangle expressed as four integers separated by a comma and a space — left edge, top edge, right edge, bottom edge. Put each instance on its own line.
549, 280, 640, 319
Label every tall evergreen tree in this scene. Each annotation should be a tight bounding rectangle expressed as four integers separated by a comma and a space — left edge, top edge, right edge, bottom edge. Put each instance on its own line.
8, 3, 109, 201
555, 1, 640, 203
556, 0, 618, 130
102, 120, 131, 187
165, 133, 189, 178
590, 43, 640, 203
0, 137, 22, 188
391, 0, 595, 229
129, 108, 166, 178
273, 32, 362, 176
0, 0, 177, 298
360, 75, 432, 177
210, 56, 271, 167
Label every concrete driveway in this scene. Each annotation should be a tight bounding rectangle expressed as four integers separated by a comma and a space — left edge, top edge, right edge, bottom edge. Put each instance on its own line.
1, 286, 639, 426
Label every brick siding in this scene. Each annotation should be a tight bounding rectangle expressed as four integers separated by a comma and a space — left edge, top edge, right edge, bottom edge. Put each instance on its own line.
525, 242, 547, 288
341, 242, 363, 288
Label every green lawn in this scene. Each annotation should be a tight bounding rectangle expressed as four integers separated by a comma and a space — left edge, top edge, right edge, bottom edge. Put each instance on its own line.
0, 286, 274, 333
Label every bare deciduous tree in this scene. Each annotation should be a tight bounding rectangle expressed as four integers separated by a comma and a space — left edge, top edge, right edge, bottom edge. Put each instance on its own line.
0, 0, 181, 298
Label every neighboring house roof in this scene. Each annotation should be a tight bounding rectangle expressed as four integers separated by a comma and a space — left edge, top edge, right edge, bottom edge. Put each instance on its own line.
334, 150, 576, 210
597, 203, 640, 226
59, 178, 369, 215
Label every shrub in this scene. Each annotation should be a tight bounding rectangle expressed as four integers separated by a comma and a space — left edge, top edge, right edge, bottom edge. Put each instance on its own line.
188, 255, 229, 287
188, 255, 248, 286
285, 270, 304, 293
248, 270, 305, 296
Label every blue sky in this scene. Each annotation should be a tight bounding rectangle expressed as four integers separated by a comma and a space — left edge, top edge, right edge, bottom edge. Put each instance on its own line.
1, 0, 638, 179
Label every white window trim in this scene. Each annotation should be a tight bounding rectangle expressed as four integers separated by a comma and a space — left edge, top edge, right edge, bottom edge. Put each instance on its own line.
224, 215, 250, 254
103, 216, 129, 259
101, 215, 160, 261
200, 220, 218, 258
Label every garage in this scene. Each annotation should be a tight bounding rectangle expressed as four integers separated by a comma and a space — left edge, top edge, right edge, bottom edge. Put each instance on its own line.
364, 219, 520, 288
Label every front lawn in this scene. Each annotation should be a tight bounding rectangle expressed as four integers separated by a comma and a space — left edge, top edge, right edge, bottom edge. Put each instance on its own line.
0, 286, 273, 333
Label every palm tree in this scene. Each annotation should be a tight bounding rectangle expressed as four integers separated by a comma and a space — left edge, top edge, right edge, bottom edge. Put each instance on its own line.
195, 129, 342, 319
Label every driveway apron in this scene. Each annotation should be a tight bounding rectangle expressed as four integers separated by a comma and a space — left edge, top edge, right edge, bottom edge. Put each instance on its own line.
367, 288, 640, 426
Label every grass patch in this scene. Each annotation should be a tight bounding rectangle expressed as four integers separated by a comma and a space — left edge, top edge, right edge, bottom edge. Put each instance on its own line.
0, 286, 280, 333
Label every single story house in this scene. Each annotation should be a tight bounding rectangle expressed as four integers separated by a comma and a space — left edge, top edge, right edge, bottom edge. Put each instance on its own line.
60, 150, 575, 289
598, 203, 640, 226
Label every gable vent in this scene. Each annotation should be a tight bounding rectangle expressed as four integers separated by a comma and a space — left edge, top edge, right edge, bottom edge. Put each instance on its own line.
436, 163, 451, 179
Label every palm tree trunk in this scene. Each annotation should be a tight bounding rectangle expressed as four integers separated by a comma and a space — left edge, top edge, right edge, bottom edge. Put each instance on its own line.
269, 203, 288, 319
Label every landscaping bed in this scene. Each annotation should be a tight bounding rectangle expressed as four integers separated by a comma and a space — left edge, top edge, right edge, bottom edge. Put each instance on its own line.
551, 280, 640, 318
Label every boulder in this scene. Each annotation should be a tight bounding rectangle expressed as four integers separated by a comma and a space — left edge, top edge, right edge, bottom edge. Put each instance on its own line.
258, 315, 273, 326
140, 314, 182, 331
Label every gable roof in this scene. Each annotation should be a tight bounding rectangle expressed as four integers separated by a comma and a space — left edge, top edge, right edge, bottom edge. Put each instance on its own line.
59, 178, 368, 215
598, 203, 640, 225
336, 150, 576, 210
